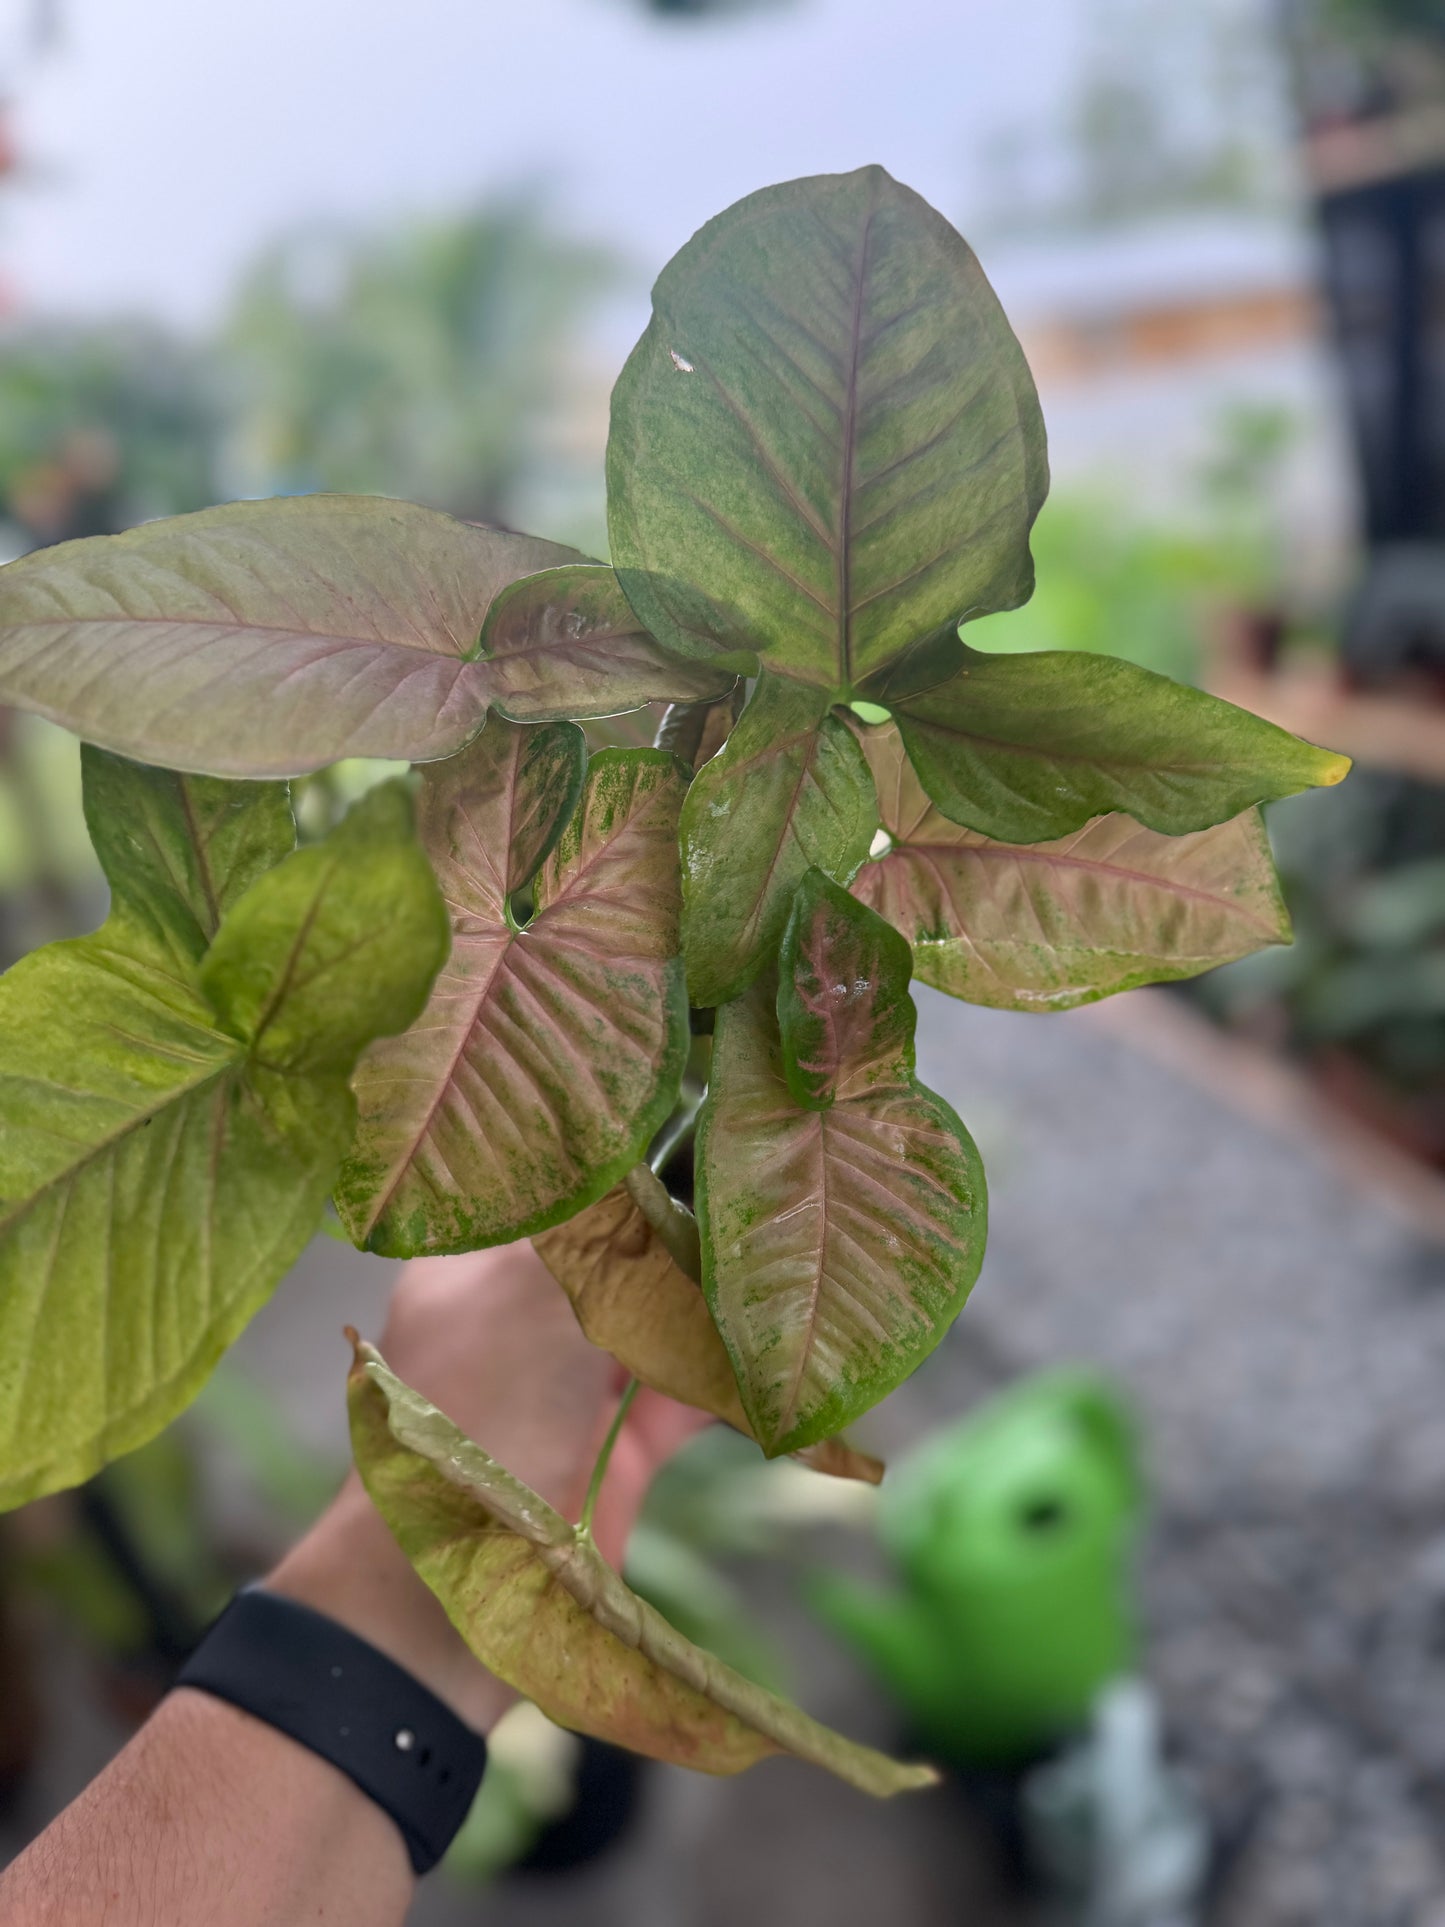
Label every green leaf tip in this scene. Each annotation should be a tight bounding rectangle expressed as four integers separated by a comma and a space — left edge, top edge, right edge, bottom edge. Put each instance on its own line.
890, 646, 1354, 844
852, 721, 1295, 1011
348, 1343, 936, 1796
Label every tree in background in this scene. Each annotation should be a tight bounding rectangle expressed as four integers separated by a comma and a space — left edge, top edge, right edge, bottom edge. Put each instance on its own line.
222, 199, 614, 531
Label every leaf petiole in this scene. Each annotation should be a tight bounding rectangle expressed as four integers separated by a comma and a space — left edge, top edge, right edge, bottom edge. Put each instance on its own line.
578, 1377, 640, 1538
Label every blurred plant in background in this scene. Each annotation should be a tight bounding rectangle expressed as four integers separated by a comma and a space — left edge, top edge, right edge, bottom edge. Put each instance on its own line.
970, 401, 1302, 685
1192, 770, 1445, 1163
222, 198, 614, 533
0, 194, 617, 964
0, 323, 219, 553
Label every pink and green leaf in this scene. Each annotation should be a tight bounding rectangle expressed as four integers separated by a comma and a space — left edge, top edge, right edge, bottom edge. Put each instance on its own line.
335, 722, 689, 1255
697, 872, 985, 1455
533, 1177, 883, 1484
679, 672, 877, 1008
608, 166, 1046, 694
0, 496, 582, 776
853, 722, 1293, 1009
475, 564, 737, 723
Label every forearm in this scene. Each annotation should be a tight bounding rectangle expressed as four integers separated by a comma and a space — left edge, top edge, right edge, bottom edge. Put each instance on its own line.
0, 1688, 415, 1927
0, 1475, 505, 1927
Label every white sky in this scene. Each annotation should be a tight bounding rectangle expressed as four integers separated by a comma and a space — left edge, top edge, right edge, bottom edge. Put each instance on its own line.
1, 0, 1082, 330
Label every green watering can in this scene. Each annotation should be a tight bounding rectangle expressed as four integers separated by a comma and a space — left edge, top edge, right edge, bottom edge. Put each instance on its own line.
811, 1371, 1142, 1768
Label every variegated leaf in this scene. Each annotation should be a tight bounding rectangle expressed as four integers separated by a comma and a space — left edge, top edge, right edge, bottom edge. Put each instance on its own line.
697, 871, 985, 1455
679, 672, 876, 1008
608, 166, 1046, 694
475, 564, 737, 722
853, 722, 1292, 1010
532, 1177, 882, 1484
0, 768, 447, 1509
335, 721, 689, 1255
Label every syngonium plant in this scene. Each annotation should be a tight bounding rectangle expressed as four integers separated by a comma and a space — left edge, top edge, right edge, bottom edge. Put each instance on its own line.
0, 167, 1348, 1795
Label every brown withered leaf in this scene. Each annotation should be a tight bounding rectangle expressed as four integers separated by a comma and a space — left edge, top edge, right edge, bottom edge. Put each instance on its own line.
533, 1179, 882, 1485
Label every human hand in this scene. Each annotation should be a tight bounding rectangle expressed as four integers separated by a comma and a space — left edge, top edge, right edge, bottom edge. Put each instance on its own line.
269, 1239, 705, 1731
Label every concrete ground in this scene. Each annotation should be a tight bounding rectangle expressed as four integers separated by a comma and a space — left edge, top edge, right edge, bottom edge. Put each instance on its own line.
4, 985, 1444, 1925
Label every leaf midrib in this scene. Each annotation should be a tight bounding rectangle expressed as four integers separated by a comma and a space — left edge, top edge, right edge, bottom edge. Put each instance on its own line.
836, 176, 879, 693
0, 610, 471, 660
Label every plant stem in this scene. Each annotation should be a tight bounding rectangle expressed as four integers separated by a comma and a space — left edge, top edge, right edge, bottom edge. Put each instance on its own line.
648, 1083, 704, 1177
579, 1377, 640, 1536
624, 1163, 702, 1282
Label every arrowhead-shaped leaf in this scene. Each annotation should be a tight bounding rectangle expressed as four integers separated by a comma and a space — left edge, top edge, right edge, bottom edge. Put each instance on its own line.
475, 564, 737, 722
0, 764, 448, 1509
532, 1175, 883, 1484
697, 871, 986, 1455
0, 497, 581, 776
889, 644, 1351, 843
680, 672, 877, 1008
853, 723, 1292, 1010
349, 1342, 931, 1794
608, 165, 1047, 694
335, 721, 689, 1255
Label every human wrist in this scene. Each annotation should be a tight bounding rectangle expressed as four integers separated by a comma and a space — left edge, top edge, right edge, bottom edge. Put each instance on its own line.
266, 1474, 514, 1735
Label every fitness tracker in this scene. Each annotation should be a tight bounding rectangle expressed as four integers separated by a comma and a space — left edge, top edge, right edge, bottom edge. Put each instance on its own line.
176, 1588, 487, 1874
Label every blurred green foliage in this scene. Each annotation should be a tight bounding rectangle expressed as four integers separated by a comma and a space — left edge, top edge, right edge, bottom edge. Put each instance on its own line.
0, 323, 219, 548
1194, 771, 1445, 1139
223, 199, 613, 526
969, 402, 1300, 683
968, 494, 1237, 682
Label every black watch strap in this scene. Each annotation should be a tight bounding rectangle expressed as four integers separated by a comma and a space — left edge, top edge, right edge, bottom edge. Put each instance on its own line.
176, 1588, 486, 1875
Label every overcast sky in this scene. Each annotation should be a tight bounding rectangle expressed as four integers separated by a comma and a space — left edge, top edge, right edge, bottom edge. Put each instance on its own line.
1, 0, 1082, 330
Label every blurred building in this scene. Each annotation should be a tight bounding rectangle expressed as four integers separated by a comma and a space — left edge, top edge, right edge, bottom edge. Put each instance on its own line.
985, 212, 1357, 599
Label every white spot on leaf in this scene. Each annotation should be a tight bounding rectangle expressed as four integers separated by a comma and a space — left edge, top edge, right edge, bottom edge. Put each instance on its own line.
669, 348, 695, 373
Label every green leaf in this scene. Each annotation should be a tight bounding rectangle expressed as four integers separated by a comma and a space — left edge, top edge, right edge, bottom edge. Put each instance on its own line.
475, 564, 737, 722
697, 872, 986, 1456
532, 1177, 882, 1485
0, 496, 581, 777
335, 723, 689, 1255
78, 746, 295, 975
890, 644, 1351, 843
854, 723, 1292, 1010
0, 763, 448, 1510
201, 781, 454, 1075
349, 1341, 931, 1794
608, 165, 1046, 694
679, 672, 877, 1007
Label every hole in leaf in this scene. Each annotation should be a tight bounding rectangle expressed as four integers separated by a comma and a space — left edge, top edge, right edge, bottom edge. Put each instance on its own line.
868, 828, 894, 860
506, 884, 536, 932
1018, 1495, 1069, 1535
848, 700, 891, 726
